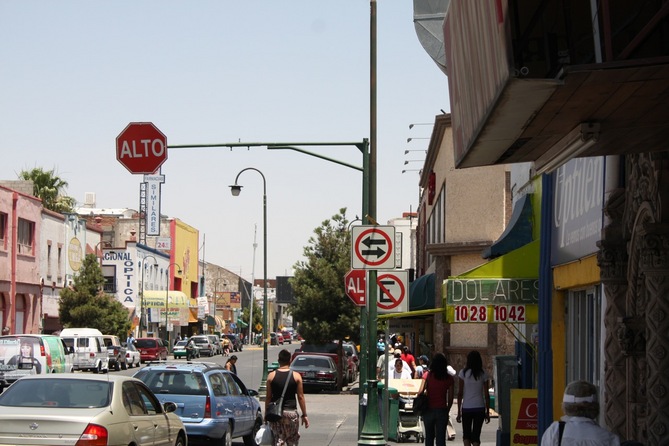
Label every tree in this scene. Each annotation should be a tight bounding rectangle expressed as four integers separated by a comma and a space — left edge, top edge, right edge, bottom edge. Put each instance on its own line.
59, 254, 131, 339
288, 208, 359, 344
18, 167, 76, 213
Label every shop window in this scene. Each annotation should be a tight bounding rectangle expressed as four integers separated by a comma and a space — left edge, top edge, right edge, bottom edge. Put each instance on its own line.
565, 287, 602, 388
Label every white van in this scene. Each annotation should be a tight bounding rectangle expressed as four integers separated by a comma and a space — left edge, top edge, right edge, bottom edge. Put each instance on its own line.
60, 328, 109, 373
0, 334, 74, 391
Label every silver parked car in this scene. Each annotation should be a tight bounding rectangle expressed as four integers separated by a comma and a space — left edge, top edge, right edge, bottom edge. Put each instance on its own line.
0, 373, 187, 446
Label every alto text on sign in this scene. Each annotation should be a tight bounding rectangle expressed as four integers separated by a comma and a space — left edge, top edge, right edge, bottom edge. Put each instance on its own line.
116, 122, 168, 174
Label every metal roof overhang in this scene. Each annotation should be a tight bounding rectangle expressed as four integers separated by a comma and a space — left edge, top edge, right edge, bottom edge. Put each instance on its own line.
457, 60, 669, 169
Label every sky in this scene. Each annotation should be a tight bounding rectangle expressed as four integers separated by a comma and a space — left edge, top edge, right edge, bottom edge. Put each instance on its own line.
0, 1, 449, 282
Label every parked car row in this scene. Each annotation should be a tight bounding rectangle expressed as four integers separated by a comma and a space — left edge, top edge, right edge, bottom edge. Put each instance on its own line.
0, 357, 265, 446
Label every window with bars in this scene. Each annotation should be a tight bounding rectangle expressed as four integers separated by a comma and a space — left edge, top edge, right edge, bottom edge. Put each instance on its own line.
17, 218, 35, 254
565, 287, 603, 388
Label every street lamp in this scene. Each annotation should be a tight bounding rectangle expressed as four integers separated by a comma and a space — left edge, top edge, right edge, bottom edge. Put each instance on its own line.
230, 167, 268, 399
166, 262, 182, 349
139, 255, 159, 337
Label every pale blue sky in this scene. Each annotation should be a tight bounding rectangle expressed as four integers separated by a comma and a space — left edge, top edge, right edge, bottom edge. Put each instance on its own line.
0, 1, 449, 280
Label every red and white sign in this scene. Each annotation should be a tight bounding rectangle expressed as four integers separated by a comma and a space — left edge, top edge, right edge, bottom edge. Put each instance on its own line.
351, 225, 396, 269
344, 269, 366, 306
376, 270, 409, 313
344, 269, 409, 313
116, 122, 168, 174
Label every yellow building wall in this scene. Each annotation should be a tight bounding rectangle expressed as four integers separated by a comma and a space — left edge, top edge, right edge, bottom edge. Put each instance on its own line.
172, 219, 200, 299
551, 254, 599, 419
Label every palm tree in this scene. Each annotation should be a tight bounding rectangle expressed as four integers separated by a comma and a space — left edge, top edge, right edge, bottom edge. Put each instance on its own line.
18, 167, 76, 213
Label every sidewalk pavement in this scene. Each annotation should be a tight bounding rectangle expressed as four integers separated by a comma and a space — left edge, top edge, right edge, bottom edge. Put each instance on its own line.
301, 384, 499, 446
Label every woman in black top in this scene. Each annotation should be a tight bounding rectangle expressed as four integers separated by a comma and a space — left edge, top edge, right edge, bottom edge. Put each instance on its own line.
265, 349, 309, 445
224, 355, 237, 374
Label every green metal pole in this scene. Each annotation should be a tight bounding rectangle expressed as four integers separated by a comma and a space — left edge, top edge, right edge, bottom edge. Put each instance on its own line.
358, 271, 384, 445
359, 0, 383, 444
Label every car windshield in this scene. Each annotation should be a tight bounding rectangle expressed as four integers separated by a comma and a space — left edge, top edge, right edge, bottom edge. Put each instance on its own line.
175, 341, 188, 347
135, 339, 158, 348
0, 378, 111, 408
137, 370, 208, 396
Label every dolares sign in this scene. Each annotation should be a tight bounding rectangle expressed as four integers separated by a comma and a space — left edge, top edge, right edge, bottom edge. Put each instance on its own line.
116, 122, 167, 174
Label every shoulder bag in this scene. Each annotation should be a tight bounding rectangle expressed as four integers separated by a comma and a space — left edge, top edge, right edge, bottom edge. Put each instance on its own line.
266, 370, 291, 422
413, 378, 429, 414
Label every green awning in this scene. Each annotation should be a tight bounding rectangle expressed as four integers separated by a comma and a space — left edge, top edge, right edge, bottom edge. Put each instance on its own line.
444, 239, 540, 306
409, 273, 436, 311
458, 239, 539, 279
236, 319, 248, 328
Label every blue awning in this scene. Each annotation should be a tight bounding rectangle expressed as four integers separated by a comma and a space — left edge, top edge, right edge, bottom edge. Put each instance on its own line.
409, 273, 436, 311
483, 193, 534, 259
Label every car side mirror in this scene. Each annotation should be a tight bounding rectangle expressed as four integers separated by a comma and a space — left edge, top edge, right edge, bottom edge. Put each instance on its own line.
163, 401, 178, 413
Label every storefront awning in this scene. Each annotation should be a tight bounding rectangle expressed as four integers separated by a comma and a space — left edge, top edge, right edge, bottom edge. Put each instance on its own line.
188, 308, 198, 323
215, 315, 226, 329
457, 238, 539, 279
236, 319, 249, 328
143, 290, 190, 308
482, 194, 534, 259
409, 273, 436, 311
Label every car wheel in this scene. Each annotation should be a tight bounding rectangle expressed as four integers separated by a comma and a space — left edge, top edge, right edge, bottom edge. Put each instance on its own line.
114, 360, 120, 372
174, 355, 178, 360
222, 423, 232, 446
121, 360, 128, 370
93, 362, 102, 374
174, 433, 187, 446
243, 416, 263, 446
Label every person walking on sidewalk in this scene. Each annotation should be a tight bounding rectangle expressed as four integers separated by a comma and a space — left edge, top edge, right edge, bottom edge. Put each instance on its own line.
456, 350, 490, 446
541, 380, 620, 445
266, 349, 309, 445
417, 352, 455, 446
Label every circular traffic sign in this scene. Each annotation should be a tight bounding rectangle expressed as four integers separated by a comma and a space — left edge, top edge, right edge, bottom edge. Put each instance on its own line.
116, 122, 168, 174
353, 227, 393, 267
376, 272, 406, 310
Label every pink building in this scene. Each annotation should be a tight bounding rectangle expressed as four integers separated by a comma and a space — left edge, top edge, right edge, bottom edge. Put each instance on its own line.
0, 184, 42, 334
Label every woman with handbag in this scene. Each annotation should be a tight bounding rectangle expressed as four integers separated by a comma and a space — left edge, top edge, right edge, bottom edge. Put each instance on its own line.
265, 349, 309, 445
416, 352, 455, 446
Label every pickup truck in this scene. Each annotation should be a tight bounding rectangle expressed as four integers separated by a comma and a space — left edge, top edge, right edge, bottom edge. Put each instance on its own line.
291, 342, 357, 388
102, 335, 127, 371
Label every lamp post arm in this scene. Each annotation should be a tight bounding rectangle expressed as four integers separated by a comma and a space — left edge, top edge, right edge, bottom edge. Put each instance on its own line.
233, 167, 266, 194
267, 146, 363, 172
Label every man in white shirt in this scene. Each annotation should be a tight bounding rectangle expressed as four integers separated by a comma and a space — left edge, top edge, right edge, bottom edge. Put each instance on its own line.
541, 380, 620, 445
389, 358, 412, 380
387, 351, 412, 378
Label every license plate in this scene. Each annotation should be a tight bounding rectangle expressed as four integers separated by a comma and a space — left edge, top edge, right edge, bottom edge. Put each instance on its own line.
305, 372, 315, 378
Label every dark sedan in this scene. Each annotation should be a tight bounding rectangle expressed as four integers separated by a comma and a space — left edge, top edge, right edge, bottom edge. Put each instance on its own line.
290, 354, 338, 392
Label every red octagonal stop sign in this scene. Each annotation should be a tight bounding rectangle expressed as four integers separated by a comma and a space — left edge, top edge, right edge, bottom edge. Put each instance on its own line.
344, 269, 366, 306
116, 122, 167, 174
